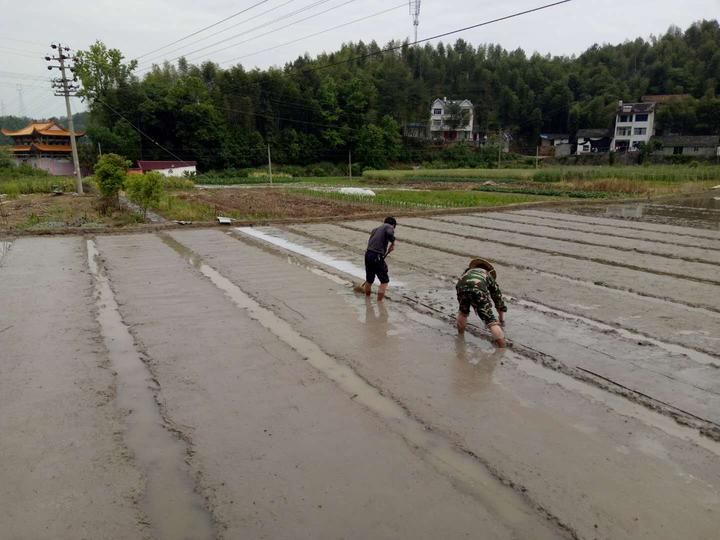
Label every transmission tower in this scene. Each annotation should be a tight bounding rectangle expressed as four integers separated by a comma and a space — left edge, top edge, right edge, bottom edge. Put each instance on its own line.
46, 42, 83, 193
409, 0, 421, 43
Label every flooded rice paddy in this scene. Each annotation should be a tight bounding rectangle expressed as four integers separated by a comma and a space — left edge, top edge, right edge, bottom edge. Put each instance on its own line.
1, 204, 718, 539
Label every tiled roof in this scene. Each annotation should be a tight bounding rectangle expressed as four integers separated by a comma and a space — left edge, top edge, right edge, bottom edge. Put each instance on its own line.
617, 102, 655, 114
577, 128, 610, 138
137, 160, 197, 169
1, 120, 84, 137
654, 135, 720, 147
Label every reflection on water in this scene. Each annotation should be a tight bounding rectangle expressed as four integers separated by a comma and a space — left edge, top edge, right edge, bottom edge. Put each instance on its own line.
569, 192, 720, 230
452, 336, 506, 396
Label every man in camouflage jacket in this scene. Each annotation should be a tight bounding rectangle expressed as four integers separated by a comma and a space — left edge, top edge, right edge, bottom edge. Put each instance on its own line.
456, 258, 507, 348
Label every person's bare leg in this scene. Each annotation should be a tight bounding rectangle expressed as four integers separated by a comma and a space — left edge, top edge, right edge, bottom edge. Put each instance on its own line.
377, 282, 389, 301
363, 281, 372, 296
488, 323, 506, 348
456, 312, 468, 334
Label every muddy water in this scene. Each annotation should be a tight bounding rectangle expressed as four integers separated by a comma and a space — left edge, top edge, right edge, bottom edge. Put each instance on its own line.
518, 208, 720, 239
96, 233, 553, 540
473, 211, 720, 250
560, 193, 720, 230
343, 219, 720, 311
86, 240, 215, 540
249, 224, 720, 429
0, 237, 145, 539
399, 217, 720, 282
161, 236, 564, 539
286, 222, 720, 356
431, 214, 720, 264
169, 228, 720, 540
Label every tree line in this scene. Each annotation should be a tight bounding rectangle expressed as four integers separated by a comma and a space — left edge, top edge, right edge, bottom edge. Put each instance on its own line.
6, 19, 720, 171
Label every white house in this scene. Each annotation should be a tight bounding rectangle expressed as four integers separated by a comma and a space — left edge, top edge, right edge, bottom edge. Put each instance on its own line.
611, 101, 656, 152
136, 160, 197, 176
576, 129, 611, 154
429, 98, 474, 142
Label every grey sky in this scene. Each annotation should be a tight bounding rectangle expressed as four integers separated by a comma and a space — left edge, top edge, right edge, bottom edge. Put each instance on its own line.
1, 0, 718, 118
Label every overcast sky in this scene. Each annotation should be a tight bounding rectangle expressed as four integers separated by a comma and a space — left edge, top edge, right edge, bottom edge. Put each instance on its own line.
1, 0, 718, 118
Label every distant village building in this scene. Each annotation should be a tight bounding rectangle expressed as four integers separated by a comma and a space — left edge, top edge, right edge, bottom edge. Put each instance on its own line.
539, 133, 570, 157
611, 101, 656, 152
1, 120, 84, 176
403, 122, 428, 139
576, 128, 611, 154
652, 135, 720, 157
641, 94, 691, 105
132, 160, 197, 176
429, 98, 474, 142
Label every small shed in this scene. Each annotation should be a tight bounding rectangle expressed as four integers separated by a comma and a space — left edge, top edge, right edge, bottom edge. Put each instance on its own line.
539, 133, 570, 156
576, 129, 611, 154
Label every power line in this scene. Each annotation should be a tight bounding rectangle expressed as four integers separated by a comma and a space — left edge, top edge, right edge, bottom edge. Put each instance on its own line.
190, 0, 355, 66
138, 0, 298, 66
222, 2, 406, 65
95, 96, 189, 162
306, 0, 574, 72
135, 0, 272, 59
137, 0, 341, 71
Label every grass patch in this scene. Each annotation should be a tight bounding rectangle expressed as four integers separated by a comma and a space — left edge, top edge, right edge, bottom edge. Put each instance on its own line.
364, 165, 720, 184
0, 176, 76, 195
292, 189, 558, 208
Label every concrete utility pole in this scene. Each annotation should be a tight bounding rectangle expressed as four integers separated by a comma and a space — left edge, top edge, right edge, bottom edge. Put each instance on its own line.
267, 144, 273, 185
46, 43, 83, 194
348, 149, 352, 181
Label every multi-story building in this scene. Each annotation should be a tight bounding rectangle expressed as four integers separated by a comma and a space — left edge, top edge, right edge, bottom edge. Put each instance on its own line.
429, 98, 474, 142
1, 120, 84, 175
611, 101, 656, 152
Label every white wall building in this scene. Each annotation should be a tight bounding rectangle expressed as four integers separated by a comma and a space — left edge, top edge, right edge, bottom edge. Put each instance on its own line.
611, 101, 656, 152
429, 98, 474, 142
136, 160, 197, 176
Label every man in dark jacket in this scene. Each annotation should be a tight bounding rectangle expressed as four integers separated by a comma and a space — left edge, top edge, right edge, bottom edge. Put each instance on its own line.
362, 217, 397, 302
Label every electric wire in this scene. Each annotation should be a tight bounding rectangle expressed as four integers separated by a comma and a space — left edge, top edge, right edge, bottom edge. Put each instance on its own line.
134, 0, 272, 59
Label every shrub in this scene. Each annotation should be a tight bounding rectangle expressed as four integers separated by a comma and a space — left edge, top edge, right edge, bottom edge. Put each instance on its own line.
125, 171, 165, 217
94, 153, 130, 209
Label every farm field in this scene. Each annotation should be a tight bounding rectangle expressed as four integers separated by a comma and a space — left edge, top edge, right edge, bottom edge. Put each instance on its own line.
1, 204, 718, 539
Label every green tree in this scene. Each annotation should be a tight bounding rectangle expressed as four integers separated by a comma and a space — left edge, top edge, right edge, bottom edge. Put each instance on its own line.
444, 101, 471, 131
125, 171, 164, 218
94, 153, 130, 209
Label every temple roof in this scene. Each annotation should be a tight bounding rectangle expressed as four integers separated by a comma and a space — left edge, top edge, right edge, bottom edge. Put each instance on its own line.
1, 120, 85, 138
9, 143, 73, 152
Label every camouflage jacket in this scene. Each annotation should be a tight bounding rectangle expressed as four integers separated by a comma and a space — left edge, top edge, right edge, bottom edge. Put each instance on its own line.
456, 268, 507, 312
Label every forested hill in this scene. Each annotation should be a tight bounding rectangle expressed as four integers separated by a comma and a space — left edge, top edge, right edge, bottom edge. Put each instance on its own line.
70, 19, 720, 169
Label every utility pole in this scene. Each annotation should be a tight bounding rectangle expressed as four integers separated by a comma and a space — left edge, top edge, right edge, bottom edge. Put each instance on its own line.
267, 144, 273, 185
46, 43, 83, 194
348, 149, 352, 181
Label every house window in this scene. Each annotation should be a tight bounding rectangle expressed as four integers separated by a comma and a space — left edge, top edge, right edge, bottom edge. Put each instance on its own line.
433, 108, 442, 115
673, 146, 683, 155
635, 114, 649, 122
616, 127, 631, 136
432, 119, 441, 127
634, 127, 647, 135
619, 114, 631, 123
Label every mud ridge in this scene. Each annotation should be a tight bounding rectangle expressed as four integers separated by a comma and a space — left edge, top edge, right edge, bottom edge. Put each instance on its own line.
248, 226, 720, 439
514, 210, 720, 240
384, 222, 720, 286
159, 232, 578, 540
444, 214, 720, 251
87, 239, 218, 540
431, 216, 720, 264
337, 223, 720, 314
